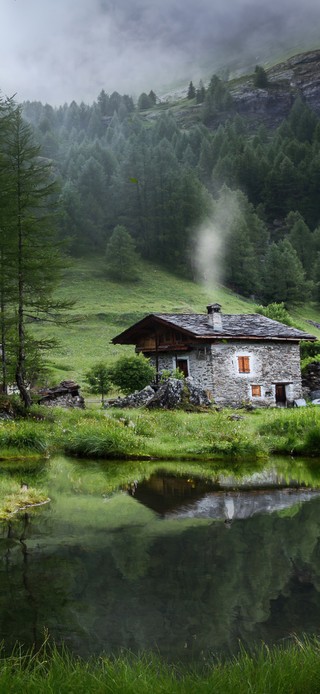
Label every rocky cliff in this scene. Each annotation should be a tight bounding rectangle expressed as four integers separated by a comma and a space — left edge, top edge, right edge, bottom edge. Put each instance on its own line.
228, 49, 320, 128
168, 49, 320, 130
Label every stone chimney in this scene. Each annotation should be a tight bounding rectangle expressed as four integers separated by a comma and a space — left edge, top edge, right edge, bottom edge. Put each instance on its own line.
207, 303, 222, 331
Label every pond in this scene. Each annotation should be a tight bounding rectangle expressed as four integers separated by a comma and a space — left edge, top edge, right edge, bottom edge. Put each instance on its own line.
2, 455, 320, 663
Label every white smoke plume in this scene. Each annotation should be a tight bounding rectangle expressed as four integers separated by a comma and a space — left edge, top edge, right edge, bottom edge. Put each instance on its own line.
195, 188, 240, 289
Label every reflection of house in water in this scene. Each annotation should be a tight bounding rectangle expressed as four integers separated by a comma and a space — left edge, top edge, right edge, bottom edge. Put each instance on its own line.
128, 474, 218, 514
128, 473, 320, 520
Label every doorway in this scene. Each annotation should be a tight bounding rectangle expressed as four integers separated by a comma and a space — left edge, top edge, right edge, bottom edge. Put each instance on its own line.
176, 358, 189, 377
275, 383, 286, 406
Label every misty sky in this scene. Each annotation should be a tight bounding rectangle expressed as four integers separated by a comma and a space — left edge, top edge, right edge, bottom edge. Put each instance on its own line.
1, 0, 319, 105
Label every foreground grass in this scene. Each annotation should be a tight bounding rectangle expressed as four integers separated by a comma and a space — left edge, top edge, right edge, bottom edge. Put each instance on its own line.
1, 638, 320, 694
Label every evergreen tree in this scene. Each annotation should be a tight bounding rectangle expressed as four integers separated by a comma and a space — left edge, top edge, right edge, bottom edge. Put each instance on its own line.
187, 81, 196, 100
105, 225, 140, 281
261, 239, 309, 305
138, 93, 153, 111
286, 211, 314, 273
148, 90, 157, 105
253, 65, 268, 88
196, 80, 206, 104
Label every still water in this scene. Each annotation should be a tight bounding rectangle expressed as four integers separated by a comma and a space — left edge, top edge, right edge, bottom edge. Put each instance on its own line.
2, 455, 320, 662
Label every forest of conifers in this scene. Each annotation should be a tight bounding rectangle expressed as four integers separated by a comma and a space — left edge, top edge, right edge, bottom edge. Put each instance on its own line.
22, 76, 320, 305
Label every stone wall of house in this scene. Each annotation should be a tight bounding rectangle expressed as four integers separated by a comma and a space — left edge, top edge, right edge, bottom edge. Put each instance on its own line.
210, 341, 302, 407
147, 340, 302, 406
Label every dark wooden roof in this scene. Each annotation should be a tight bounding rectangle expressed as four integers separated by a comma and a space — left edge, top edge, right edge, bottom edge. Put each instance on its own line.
112, 312, 316, 344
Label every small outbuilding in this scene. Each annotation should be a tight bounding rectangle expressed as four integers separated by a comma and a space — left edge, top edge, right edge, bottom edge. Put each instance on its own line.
112, 304, 316, 407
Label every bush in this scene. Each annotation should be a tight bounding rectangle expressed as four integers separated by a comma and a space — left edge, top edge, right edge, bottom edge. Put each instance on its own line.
110, 354, 156, 395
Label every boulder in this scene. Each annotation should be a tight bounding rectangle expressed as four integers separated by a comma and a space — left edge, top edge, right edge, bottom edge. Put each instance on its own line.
38, 380, 85, 408
146, 378, 212, 409
106, 379, 213, 410
107, 385, 155, 408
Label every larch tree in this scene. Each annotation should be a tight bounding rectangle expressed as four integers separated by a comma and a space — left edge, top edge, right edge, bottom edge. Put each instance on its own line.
1, 102, 69, 406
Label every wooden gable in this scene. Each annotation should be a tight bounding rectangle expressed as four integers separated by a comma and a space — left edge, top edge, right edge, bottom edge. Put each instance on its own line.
137, 326, 189, 352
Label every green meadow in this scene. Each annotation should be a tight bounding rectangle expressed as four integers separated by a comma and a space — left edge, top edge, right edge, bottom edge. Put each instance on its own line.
30, 255, 320, 388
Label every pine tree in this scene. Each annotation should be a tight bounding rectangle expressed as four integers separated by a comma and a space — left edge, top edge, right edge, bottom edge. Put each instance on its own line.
105, 225, 140, 281
261, 239, 309, 305
253, 65, 268, 88
187, 81, 196, 100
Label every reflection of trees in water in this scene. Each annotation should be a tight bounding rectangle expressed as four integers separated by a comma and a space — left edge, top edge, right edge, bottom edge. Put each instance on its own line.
1, 499, 320, 659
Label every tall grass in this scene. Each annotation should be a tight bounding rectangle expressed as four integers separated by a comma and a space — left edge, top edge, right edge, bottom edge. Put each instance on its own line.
258, 407, 320, 455
1, 637, 320, 693
60, 417, 145, 459
0, 421, 50, 454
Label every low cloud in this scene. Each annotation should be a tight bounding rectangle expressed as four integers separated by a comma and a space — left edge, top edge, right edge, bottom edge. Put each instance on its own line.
1, 0, 320, 104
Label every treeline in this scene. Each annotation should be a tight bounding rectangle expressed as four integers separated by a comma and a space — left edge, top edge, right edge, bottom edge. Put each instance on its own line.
22, 80, 320, 303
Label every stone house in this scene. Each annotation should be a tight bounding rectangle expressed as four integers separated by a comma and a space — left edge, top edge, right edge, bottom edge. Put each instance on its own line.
112, 304, 316, 407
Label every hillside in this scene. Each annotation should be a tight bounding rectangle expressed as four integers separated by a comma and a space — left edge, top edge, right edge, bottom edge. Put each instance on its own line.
31, 256, 320, 388
144, 49, 320, 131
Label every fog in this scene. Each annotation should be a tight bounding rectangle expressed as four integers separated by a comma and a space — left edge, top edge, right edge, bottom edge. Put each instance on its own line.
1, 0, 319, 105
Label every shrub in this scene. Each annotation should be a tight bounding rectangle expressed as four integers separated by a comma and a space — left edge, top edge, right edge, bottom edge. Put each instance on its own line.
110, 354, 156, 395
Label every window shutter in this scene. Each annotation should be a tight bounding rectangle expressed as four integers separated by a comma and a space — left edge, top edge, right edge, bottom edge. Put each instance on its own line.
238, 356, 250, 373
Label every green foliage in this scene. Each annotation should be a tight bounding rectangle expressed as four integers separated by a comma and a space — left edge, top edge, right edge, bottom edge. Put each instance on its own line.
160, 368, 185, 382
84, 362, 112, 405
105, 225, 140, 282
110, 354, 156, 394
300, 340, 320, 361
255, 302, 295, 326
261, 239, 309, 305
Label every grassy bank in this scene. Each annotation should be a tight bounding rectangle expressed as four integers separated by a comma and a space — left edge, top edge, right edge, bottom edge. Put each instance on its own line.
1, 405, 320, 464
1, 638, 320, 694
